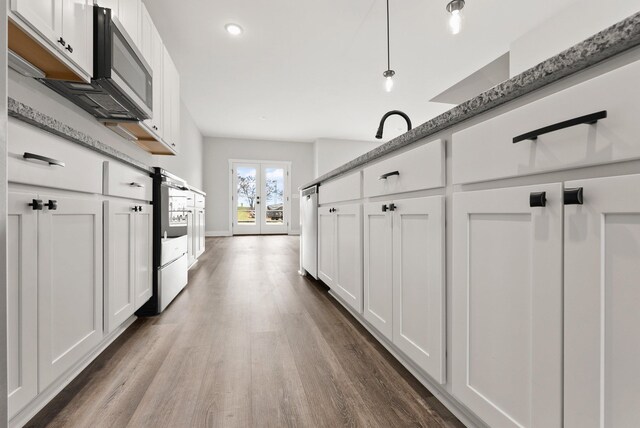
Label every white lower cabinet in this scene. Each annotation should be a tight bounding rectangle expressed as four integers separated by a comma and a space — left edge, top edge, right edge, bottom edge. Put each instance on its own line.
452, 183, 563, 428
564, 173, 640, 428
318, 206, 336, 286
38, 193, 104, 390
134, 204, 153, 309
186, 208, 195, 266
364, 196, 445, 383
104, 201, 135, 333
318, 204, 363, 313
8, 192, 39, 419
104, 201, 152, 333
195, 208, 205, 257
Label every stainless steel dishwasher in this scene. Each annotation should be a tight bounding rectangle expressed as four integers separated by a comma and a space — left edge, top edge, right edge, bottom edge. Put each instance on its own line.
300, 185, 318, 279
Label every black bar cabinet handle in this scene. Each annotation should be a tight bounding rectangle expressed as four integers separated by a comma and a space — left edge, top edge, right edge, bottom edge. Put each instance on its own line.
45, 200, 58, 210
130, 182, 145, 188
529, 192, 546, 207
23, 152, 66, 167
513, 110, 607, 144
564, 187, 584, 205
379, 171, 400, 180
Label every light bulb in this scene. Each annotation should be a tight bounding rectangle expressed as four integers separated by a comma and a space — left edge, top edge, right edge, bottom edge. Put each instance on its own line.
385, 75, 394, 92
449, 10, 462, 35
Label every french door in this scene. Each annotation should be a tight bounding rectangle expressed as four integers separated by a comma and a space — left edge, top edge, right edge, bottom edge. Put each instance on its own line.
232, 161, 289, 235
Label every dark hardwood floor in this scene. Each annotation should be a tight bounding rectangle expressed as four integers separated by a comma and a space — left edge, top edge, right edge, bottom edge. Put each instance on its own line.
27, 236, 463, 428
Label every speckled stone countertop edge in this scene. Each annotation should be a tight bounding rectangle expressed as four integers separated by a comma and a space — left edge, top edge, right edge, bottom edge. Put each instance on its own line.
8, 97, 153, 173
302, 11, 640, 189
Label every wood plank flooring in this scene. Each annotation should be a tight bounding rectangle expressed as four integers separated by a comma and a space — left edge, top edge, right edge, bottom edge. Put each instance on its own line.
27, 236, 463, 428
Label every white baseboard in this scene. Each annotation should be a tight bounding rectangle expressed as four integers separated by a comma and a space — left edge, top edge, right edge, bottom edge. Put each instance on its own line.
206, 230, 232, 237
10, 316, 138, 428
288, 229, 300, 236
327, 290, 485, 428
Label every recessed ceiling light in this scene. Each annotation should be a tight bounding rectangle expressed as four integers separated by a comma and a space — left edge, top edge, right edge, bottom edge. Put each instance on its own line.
225, 23, 243, 36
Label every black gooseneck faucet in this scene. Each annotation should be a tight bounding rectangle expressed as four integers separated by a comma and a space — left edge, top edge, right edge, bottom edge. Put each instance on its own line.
375, 110, 412, 139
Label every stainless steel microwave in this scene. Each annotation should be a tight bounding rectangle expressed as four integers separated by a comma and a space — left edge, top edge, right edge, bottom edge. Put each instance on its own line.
40, 6, 153, 122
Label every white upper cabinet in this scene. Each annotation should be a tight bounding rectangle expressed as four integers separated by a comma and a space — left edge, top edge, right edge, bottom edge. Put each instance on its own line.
139, 3, 164, 138
10, 0, 62, 44
139, 2, 153, 64
8, 192, 39, 420
452, 183, 563, 428
61, 0, 93, 74
116, 0, 141, 49
10, 0, 93, 80
564, 173, 640, 428
163, 50, 180, 151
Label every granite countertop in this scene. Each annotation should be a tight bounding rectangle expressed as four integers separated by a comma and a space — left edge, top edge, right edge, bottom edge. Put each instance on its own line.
8, 97, 153, 173
303, 11, 640, 189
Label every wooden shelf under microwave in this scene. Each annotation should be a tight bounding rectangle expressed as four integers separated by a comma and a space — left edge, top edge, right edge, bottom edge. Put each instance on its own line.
103, 122, 176, 156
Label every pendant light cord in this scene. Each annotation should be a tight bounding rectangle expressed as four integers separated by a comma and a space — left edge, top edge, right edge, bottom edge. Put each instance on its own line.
386, 0, 391, 70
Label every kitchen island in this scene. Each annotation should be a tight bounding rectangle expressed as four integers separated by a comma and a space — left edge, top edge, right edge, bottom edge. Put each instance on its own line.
300, 11, 640, 428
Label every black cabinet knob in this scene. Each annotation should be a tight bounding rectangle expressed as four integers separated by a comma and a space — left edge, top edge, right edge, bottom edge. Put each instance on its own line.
138, 205, 143, 212
132, 206, 139, 212
529, 192, 547, 207
389, 203, 396, 212
564, 187, 584, 205
66, 45, 73, 53
45, 200, 58, 210
28, 199, 43, 210
58, 37, 66, 46
382, 204, 388, 212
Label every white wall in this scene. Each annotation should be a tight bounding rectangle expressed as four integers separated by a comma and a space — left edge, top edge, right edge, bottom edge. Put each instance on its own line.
510, 0, 640, 76
203, 137, 314, 235
314, 138, 379, 178
7, 71, 204, 187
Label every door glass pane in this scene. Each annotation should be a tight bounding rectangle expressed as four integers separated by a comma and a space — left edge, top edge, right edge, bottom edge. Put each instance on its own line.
236, 167, 257, 224
264, 167, 284, 225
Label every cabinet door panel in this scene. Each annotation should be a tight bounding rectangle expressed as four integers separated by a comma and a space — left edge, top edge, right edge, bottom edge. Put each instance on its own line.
38, 195, 103, 389
452, 183, 563, 428
8, 192, 38, 419
392, 196, 445, 384
11, 0, 62, 44
61, 0, 92, 74
135, 205, 153, 309
186, 209, 195, 265
363, 202, 393, 339
333, 204, 363, 313
565, 174, 640, 428
116, 0, 140, 48
104, 201, 135, 332
318, 206, 335, 286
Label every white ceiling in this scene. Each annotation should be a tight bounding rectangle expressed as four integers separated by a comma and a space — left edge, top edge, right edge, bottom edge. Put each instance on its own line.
144, 0, 577, 143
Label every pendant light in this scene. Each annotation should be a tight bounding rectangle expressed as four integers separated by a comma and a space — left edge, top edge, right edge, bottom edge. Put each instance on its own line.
383, 0, 395, 92
446, 0, 465, 35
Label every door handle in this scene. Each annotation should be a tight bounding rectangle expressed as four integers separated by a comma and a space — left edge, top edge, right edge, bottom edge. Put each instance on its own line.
28, 199, 43, 210
379, 171, 400, 180
45, 200, 58, 210
23, 152, 66, 167
564, 187, 584, 205
529, 192, 547, 207
513, 111, 607, 144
